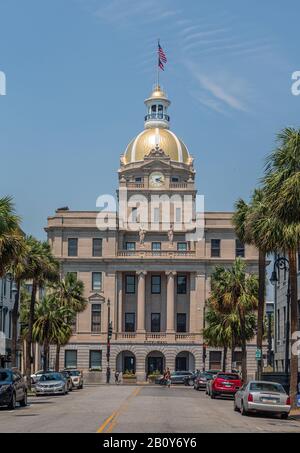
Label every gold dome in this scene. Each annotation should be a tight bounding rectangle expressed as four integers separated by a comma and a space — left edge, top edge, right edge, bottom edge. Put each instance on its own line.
124, 127, 190, 164
146, 85, 168, 101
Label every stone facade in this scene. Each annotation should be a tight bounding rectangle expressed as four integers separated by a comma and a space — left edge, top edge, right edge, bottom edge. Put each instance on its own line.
47, 85, 260, 382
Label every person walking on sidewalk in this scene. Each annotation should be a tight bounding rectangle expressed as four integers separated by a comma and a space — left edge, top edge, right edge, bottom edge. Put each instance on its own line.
115, 370, 120, 385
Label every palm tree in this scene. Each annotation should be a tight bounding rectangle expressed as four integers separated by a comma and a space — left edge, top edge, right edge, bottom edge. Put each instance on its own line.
209, 260, 258, 382
263, 127, 300, 409
32, 296, 72, 372
0, 196, 23, 277
233, 189, 275, 379
203, 304, 232, 372
24, 237, 59, 386
50, 273, 87, 371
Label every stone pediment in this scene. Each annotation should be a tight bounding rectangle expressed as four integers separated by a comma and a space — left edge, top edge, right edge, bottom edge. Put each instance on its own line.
88, 293, 106, 303
144, 145, 170, 161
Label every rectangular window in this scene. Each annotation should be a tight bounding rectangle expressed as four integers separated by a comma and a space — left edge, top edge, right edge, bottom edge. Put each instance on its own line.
152, 242, 161, 252
211, 239, 221, 258
135, 177, 142, 183
232, 351, 242, 367
151, 313, 161, 332
92, 272, 102, 291
209, 351, 222, 370
65, 350, 77, 369
131, 207, 138, 223
177, 275, 187, 294
67, 272, 77, 280
89, 350, 102, 370
151, 275, 161, 294
236, 239, 245, 258
177, 242, 187, 252
71, 315, 77, 334
125, 313, 135, 332
125, 275, 136, 294
126, 242, 136, 251
92, 238, 103, 257
172, 177, 179, 183
177, 313, 187, 332
91, 304, 101, 333
68, 238, 78, 257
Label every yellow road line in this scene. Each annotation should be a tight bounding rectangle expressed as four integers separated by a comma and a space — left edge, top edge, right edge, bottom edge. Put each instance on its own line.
97, 412, 116, 433
97, 387, 142, 434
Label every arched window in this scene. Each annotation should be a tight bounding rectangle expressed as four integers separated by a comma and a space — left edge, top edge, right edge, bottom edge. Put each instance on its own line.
151, 105, 157, 112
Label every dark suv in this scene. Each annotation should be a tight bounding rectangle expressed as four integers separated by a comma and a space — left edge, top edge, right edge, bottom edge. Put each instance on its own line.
0, 368, 27, 409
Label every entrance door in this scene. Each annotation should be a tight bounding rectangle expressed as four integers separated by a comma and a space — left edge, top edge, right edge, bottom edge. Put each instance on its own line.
148, 357, 163, 375
124, 355, 135, 374
176, 356, 187, 371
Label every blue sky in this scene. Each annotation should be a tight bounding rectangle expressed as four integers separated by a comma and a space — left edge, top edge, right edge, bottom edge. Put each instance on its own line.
0, 0, 299, 239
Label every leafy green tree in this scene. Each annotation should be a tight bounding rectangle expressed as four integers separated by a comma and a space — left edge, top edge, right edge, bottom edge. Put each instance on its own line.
0, 196, 23, 277
209, 260, 258, 382
32, 296, 72, 372
263, 127, 300, 409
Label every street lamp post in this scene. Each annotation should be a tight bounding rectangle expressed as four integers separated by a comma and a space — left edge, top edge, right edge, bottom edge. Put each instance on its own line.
106, 299, 112, 384
266, 303, 274, 367
270, 256, 290, 375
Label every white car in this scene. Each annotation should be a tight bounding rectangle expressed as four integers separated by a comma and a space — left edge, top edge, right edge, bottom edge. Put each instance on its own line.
234, 381, 291, 419
66, 369, 83, 389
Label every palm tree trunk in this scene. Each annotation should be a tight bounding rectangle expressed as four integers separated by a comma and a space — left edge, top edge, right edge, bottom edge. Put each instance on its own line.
288, 249, 298, 410
222, 346, 228, 372
231, 344, 235, 372
11, 281, 21, 368
43, 339, 50, 373
55, 344, 61, 372
26, 280, 37, 388
239, 312, 247, 382
257, 249, 266, 379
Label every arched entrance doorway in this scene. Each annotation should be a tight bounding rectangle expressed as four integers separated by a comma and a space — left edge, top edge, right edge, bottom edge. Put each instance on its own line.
116, 351, 136, 374
146, 351, 165, 376
175, 351, 195, 372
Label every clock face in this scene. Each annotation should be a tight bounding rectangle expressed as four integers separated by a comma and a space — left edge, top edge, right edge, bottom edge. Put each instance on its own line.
150, 172, 165, 188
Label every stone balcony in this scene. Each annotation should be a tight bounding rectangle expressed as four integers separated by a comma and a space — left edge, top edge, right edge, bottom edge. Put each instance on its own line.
114, 332, 199, 344
117, 250, 196, 258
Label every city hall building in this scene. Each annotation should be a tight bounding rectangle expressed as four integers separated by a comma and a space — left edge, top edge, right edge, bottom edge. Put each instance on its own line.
46, 85, 259, 382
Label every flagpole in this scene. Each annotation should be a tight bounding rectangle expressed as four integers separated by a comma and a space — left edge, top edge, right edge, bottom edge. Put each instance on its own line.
157, 39, 159, 88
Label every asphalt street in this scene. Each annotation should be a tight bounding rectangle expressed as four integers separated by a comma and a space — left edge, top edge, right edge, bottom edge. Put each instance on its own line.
0, 385, 299, 433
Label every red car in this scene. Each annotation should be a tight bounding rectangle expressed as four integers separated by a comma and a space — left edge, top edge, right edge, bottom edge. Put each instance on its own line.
210, 372, 242, 399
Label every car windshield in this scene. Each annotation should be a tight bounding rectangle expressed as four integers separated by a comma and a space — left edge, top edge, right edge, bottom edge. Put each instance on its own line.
250, 382, 285, 393
39, 373, 63, 382
69, 371, 81, 376
0, 371, 11, 382
217, 374, 240, 380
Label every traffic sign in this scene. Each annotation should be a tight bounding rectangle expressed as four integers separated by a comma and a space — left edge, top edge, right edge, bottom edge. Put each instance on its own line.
255, 349, 262, 360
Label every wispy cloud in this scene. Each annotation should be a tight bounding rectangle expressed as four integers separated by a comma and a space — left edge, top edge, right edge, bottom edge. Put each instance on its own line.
185, 61, 249, 114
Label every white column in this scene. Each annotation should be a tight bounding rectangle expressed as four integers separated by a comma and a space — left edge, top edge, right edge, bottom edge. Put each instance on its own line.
137, 271, 147, 332
166, 271, 176, 332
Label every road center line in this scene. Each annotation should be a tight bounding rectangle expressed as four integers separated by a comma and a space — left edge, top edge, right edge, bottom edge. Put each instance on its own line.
97, 387, 142, 434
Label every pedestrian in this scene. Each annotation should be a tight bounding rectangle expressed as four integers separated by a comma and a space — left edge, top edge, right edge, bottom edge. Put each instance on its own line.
115, 369, 120, 385
165, 367, 171, 388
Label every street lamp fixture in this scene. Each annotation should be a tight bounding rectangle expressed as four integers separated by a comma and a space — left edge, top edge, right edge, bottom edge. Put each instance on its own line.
270, 256, 290, 375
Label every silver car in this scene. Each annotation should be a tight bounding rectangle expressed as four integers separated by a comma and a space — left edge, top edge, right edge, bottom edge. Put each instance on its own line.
234, 381, 291, 419
35, 372, 68, 396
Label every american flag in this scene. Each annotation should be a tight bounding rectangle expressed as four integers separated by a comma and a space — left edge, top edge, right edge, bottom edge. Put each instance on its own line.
158, 42, 167, 71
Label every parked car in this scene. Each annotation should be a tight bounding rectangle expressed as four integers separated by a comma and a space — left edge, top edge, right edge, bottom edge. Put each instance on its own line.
234, 381, 291, 419
66, 369, 83, 389
157, 371, 194, 385
207, 372, 242, 398
60, 370, 73, 391
0, 368, 27, 409
31, 369, 54, 385
194, 372, 215, 391
184, 371, 201, 386
35, 372, 69, 396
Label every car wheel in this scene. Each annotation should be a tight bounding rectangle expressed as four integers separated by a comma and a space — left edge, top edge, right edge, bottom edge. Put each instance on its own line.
8, 392, 16, 410
241, 402, 248, 416
234, 400, 239, 412
20, 392, 28, 407
189, 379, 194, 387
281, 413, 289, 420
